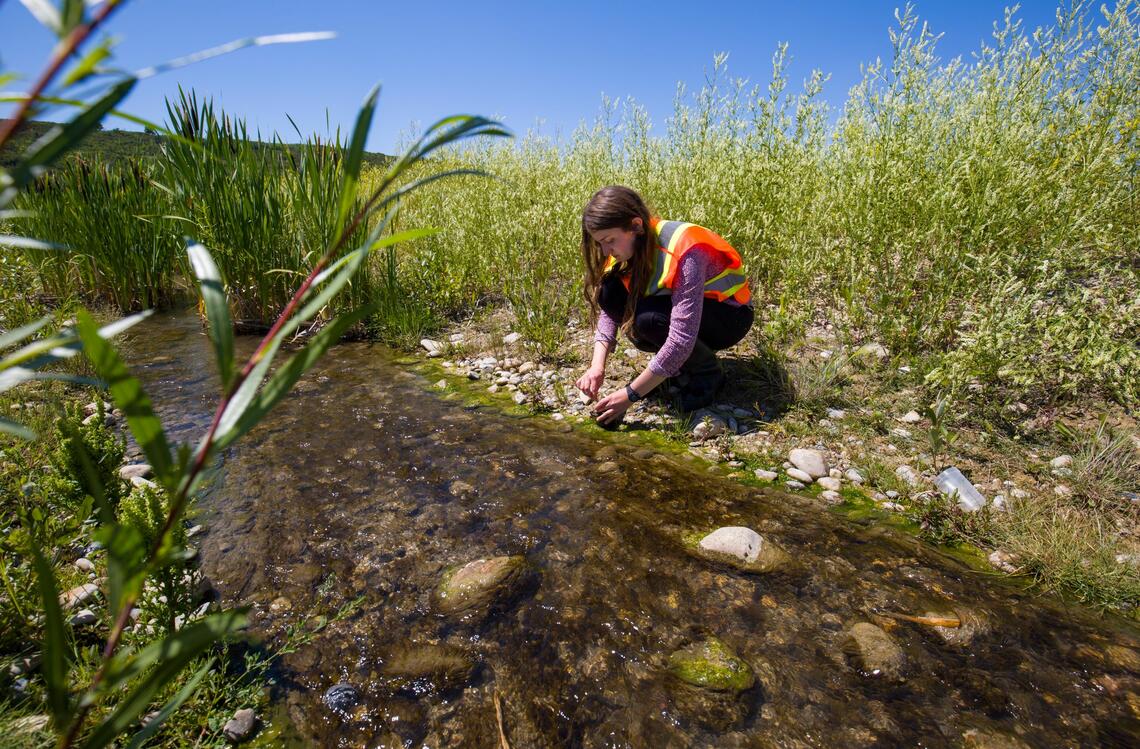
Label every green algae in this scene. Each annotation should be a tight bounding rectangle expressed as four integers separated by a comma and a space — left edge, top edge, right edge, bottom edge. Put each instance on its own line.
668, 638, 755, 692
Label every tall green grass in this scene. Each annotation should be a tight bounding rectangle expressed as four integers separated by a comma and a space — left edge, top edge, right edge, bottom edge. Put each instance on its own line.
12, 157, 182, 310
388, 2, 1139, 408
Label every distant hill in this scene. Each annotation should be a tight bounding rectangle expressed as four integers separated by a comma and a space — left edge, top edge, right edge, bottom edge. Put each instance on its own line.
0, 120, 393, 169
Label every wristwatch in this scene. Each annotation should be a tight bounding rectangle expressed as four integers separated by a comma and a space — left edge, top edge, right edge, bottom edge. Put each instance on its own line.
625, 383, 643, 402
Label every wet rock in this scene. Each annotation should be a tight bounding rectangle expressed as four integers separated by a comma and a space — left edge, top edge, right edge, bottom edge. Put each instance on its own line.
222, 708, 258, 744
961, 728, 1032, 749
433, 556, 528, 617
118, 463, 153, 480
787, 467, 813, 483
449, 480, 475, 497
789, 448, 829, 479
686, 528, 791, 573
817, 477, 842, 491
894, 465, 920, 487
1104, 645, 1140, 672
753, 469, 778, 482
323, 682, 360, 713
379, 643, 475, 697
843, 623, 905, 678
668, 638, 755, 692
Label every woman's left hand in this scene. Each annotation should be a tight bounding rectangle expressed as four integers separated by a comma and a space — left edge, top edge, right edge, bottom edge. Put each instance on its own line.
591, 388, 631, 426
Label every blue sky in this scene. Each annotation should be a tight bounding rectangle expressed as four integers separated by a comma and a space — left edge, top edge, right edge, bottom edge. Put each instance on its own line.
1, 0, 1062, 153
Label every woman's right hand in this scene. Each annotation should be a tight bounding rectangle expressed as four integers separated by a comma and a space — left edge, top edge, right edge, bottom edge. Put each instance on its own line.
574, 366, 605, 402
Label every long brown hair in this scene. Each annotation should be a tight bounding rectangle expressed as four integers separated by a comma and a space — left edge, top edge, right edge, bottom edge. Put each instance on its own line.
581, 185, 655, 339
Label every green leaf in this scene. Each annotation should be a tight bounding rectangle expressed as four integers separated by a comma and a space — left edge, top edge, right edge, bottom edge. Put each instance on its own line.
187, 240, 234, 391
0, 315, 51, 350
212, 304, 375, 452
1, 77, 135, 204
0, 234, 69, 251
75, 311, 174, 488
0, 416, 36, 440
29, 541, 72, 726
334, 84, 380, 245
83, 610, 248, 749
19, 0, 60, 33
61, 37, 116, 87
124, 658, 214, 749
61, 0, 85, 35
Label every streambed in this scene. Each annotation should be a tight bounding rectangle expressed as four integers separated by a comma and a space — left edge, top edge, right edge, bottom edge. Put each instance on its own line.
125, 310, 1139, 748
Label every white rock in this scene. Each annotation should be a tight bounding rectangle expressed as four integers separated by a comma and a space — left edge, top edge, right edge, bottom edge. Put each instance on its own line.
487, 385, 499, 393
420, 339, 445, 356
435, 379, 448, 390
889, 428, 912, 440
699, 527, 763, 563
829, 468, 843, 479
1054, 485, 1072, 496
826, 408, 846, 420
118, 464, 153, 480
845, 468, 865, 484
817, 477, 842, 491
74, 558, 94, 573
885, 490, 900, 499
502, 332, 522, 345
512, 392, 527, 405
899, 410, 922, 424
518, 361, 537, 374
448, 333, 465, 343
820, 490, 842, 504
787, 468, 814, 483
855, 342, 888, 359
785, 480, 807, 490
1050, 455, 1073, 471
894, 465, 920, 487
988, 549, 1018, 573
788, 448, 829, 479
550, 413, 565, 421
70, 609, 97, 627
60, 583, 99, 610
882, 502, 905, 512
754, 469, 778, 481
130, 476, 157, 489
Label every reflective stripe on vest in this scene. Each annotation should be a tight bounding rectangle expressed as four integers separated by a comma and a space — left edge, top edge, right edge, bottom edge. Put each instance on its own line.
605, 219, 751, 305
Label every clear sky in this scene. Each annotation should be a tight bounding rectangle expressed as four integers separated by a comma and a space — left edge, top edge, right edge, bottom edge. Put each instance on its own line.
1, 0, 1063, 153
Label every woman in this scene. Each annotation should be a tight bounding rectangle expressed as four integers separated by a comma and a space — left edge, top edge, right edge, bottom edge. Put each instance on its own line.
574, 185, 754, 427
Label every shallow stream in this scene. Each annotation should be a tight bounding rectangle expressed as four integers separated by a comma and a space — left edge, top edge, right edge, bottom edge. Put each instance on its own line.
126, 311, 1139, 748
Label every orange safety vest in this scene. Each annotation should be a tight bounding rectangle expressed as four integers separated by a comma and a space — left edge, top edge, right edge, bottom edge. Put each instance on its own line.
605, 218, 751, 304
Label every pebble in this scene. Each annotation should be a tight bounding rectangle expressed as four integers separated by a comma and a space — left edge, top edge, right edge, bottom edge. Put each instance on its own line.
323, 683, 360, 713
1054, 485, 1072, 496
845, 468, 865, 484
785, 480, 806, 490
434, 379, 448, 390
60, 583, 99, 610
885, 490, 900, 499
699, 527, 763, 563
420, 339, 445, 357
512, 392, 527, 405
754, 469, 778, 481
889, 428, 912, 440
788, 448, 829, 479
894, 465, 920, 487
817, 477, 842, 491
118, 464, 153, 480
988, 549, 1019, 573
223, 708, 258, 744
1050, 455, 1073, 469
74, 558, 94, 573
787, 468, 814, 483
899, 410, 922, 423
70, 609, 97, 627
130, 476, 157, 489
820, 490, 842, 504
502, 332, 522, 344
826, 408, 846, 420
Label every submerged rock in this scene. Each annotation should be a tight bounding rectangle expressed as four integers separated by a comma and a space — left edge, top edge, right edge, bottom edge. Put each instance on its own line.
961, 728, 1032, 749
433, 556, 529, 617
843, 623, 906, 679
685, 528, 791, 573
323, 682, 360, 713
668, 638, 755, 692
379, 643, 475, 697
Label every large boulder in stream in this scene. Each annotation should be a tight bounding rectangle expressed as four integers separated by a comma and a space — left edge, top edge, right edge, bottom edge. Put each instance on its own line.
379, 643, 475, 697
667, 638, 757, 730
843, 622, 906, 679
683, 526, 792, 574
432, 556, 529, 619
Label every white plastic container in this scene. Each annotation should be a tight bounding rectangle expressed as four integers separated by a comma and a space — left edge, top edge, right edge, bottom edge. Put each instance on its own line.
934, 467, 987, 512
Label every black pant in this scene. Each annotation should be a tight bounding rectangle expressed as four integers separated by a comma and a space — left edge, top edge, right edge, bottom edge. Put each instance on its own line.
598, 273, 754, 356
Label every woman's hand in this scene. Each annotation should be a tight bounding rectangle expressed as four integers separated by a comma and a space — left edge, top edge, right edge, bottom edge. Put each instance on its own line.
591, 388, 631, 426
574, 366, 606, 401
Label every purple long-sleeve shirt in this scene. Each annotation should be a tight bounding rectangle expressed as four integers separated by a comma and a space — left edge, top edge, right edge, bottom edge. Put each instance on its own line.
594, 246, 739, 377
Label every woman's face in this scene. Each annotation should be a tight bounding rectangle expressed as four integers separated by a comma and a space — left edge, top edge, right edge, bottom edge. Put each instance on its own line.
590, 217, 643, 263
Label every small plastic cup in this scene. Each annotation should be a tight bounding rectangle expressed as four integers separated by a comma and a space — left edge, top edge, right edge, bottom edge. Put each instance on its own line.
934, 467, 987, 512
